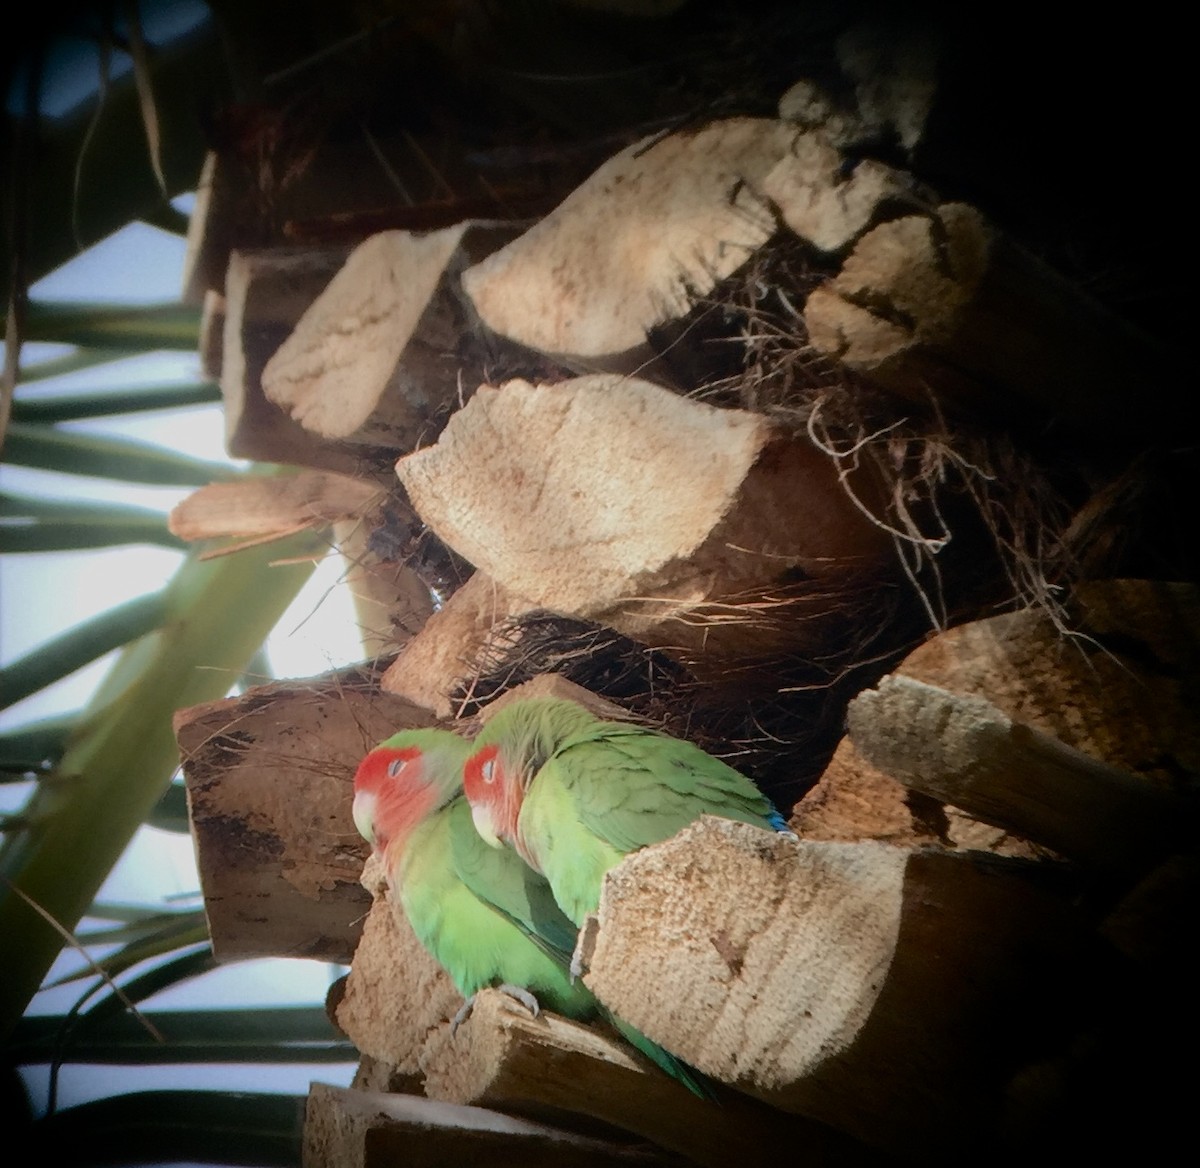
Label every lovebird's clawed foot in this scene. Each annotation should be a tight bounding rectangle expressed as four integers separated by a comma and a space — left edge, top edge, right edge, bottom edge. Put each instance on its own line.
451, 986, 541, 1036
450, 994, 477, 1036
570, 912, 598, 983
496, 983, 541, 1018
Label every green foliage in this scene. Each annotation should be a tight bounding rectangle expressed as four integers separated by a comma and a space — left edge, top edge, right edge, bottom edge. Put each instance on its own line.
29, 1090, 305, 1166
1, 377, 332, 1158
23, 301, 203, 351
10, 380, 220, 423
0, 591, 171, 711
0, 527, 323, 1037
11, 1007, 353, 1065
1, 10, 360, 1163
0, 714, 76, 778
3, 421, 239, 486
2, 189, 333, 1168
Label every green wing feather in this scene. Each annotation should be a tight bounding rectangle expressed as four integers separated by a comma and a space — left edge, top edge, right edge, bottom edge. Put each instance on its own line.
447, 795, 715, 1100
554, 722, 782, 851
448, 797, 578, 961
364, 723, 713, 1097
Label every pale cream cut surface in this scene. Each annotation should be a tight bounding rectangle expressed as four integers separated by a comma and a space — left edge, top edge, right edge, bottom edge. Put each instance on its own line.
462, 119, 795, 357
379, 571, 522, 718
761, 131, 913, 253
336, 890, 460, 1072
169, 471, 380, 540
264, 226, 468, 438
584, 819, 906, 1090
395, 375, 771, 615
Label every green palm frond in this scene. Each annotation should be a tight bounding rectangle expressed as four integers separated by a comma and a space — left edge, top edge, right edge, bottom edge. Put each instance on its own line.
46, 913, 209, 989
24, 301, 202, 350
0, 491, 186, 553
30, 1090, 305, 1166
68, 945, 218, 1029
74, 907, 204, 949
0, 7, 368, 1158
0, 591, 170, 712
145, 779, 190, 833
3, 422, 239, 485
0, 527, 324, 1036
11, 1007, 352, 1064
15, 349, 154, 384
11, 380, 220, 423
0, 714, 77, 777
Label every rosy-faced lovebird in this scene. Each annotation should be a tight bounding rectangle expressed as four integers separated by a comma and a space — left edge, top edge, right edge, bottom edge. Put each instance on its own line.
352, 727, 712, 1097
352, 728, 594, 1019
463, 697, 791, 928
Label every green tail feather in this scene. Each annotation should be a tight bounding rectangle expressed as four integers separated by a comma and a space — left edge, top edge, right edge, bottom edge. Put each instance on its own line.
608, 1015, 718, 1101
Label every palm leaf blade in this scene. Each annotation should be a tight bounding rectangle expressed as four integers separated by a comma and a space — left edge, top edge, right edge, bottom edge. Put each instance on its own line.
0, 530, 323, 1037
31, 1090, 304, 1167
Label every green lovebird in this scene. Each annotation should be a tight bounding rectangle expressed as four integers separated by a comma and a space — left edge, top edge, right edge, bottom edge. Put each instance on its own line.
462, 697, 792, 929
351, 727, 712, 1097
352, 728, 592, 1019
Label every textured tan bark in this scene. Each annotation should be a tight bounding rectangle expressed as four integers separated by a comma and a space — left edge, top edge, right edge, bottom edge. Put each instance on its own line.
198, 288, 224, 378
395, 375, 889, 658
797, 581, 1199, 856
221, 247, 368, 472
761, 130, 918, 251
463, 120, 789, 362
777, 21, 939, 154
898, 580, 1200, 784
334, 883, 460, 1074
168, 472, 381, 542
804, 203, 1175, 442
791, 737, 938, 846
581, 819, 1081, 1156
579, 823, 908, 1092
181, 151, 220, 306
463, 119, 908, 367
847, 675, 1184, 871
262, 224, 515, 447
302, 1082, 671, 1168
793, 733, 1042, 859
349, 1053, 416, 1096
182, 136, 499, 306
175, 671, 433, 962
420, 989, 858, 1167
379, 571, 523, 719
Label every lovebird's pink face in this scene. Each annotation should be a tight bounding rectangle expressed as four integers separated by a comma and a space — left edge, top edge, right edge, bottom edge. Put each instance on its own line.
351, 745, 436, 858
462, 743, 514, 848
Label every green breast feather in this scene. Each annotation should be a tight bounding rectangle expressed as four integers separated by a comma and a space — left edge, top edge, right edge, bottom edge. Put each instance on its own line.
397, 799, 594, 1018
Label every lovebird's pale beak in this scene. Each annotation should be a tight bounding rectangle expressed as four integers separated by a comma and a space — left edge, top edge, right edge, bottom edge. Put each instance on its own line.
352, 790, 377, 848
471, 803, 502, 849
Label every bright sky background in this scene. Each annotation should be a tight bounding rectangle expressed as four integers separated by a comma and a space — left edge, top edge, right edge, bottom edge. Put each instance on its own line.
1, 213, 363, 1113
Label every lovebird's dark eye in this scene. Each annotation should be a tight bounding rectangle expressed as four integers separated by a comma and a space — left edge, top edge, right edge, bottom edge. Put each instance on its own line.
387, 757, 407, 778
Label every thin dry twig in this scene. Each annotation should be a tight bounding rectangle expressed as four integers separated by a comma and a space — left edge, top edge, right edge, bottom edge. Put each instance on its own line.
4, 878, 165, 1044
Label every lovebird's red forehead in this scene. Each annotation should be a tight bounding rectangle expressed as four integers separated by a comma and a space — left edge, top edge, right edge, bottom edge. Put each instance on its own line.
353, 744, 422, 795
463, 744, 500, 801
